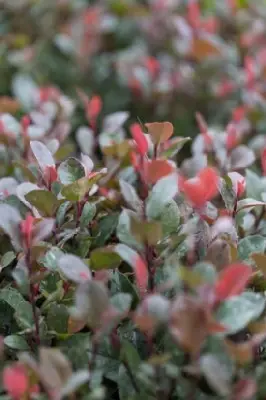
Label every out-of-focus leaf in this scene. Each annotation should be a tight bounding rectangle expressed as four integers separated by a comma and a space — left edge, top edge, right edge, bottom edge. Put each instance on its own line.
30, 140, 55, 173
200, 354, 231, 396
47, 303, 69, 334
0, 204, 22, 250
59, 370, 90, 397
216, 292, 265, 334
4, 334, 30, 351
1, 251, 16, 269
58, 254, 91, 283
238, 235, 266, 262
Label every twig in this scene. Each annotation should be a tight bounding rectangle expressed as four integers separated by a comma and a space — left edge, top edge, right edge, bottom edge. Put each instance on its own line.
122, 358, 140, 394
26, 249, 40, 346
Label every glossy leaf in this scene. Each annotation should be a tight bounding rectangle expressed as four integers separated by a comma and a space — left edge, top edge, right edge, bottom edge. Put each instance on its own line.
25, 190, 59, 217
58, 157, 85, 185
214, 263, 253, 301
146, 173, 179, 220
216, 292, 265, 334
58, 254, 91, 283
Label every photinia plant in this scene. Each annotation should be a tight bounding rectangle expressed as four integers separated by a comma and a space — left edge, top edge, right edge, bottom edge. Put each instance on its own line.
0, 89, 266, 399
2, 1, 266, 398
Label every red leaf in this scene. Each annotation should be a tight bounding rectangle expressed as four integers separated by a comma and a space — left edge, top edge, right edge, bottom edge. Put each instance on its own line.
187, 0, 201, 30
214, 263, 253, 302
134, 255, 148, 295
232, 106, 247, 122
144, 57, 160, 79
130, 123, 148, 156
87, 95, 102, 121
182, 167, 218, 208
245, 56, 255, 89
226, 123, 239, 150
145, 121, 174, 144
261, 147, 266, 176
146, 160, 174, 184
3, 364, 29, 400
44, 165, 58, 188
20, 213, 35, 249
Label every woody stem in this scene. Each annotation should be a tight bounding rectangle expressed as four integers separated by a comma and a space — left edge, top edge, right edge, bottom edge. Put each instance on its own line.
26, 249, 40, 346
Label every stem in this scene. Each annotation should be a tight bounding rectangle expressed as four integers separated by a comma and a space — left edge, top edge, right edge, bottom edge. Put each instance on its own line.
252, 206, 265, 234
26, 249, 40, 346
123, 359, 140, 394
145, 243, 155, 291
110, 330, 140, 394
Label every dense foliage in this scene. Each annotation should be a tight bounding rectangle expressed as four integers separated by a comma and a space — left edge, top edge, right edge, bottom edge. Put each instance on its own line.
2, 0, 266, 399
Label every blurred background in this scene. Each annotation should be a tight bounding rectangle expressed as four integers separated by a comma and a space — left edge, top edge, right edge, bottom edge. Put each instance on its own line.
1, 0, 266, 143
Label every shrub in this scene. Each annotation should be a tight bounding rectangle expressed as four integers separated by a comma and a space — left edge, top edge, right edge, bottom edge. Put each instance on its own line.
0, 80, 266, 399
2, 1, 266, 399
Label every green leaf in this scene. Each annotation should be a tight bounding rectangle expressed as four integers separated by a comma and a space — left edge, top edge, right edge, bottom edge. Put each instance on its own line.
25, 189, 59, 217
59, 333, 90, 369
193, 262, 217, 284
80, 202, 96, 229
146, 173, 179, 220
30, 140, 55, 173
237, 198, 265, 213
160, 137, 191, 159
219, 176, 236, 212
130, 216, 162, 245
111, 293, 132, 314
0, 287, 34, 329
238, 235, 266, 262
92, 213, 119, 248
40, 247, 64, 271
0, 204, 22, 251
1, 251, 16, 268
155, 200, 180, 236
90, 247, 121, 270
200, 354, 231, 397
216, 292, 265, 335
61, 175, 102, 202
118, 364, 139, 400
111, 271, 139, 308
58, 254, 91, 283
47, 303, 69, 334
4, 334, 30, 351
56, 201, 71, 227
117, 209, 143, 252
60, 370, 90, 397
119, 180, 142, 213
246, 170, 266, 201
58, 157, 85, 185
